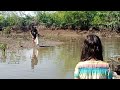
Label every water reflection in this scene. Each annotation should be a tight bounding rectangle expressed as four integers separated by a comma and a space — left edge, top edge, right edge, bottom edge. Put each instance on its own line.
102, 38, 120, 60
6, 49, 30, 64
0, 50, 7, 63
0, 50, 6, 63
31, 47, 38, 69
0, 37, 120, 78
8, 52, 20, 64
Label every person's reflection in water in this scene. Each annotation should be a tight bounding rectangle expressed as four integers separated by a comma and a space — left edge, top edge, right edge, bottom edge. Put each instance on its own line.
1, 49, 6, 63
31, 47, 38, 70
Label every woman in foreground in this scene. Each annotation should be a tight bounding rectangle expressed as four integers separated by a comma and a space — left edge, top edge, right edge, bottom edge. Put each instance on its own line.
74, 34, 113, 79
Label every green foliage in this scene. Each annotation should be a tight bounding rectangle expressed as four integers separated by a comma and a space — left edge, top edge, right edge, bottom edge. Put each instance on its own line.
3, 26, 11, 34
0, 43, 7, 59
0, 43, 7, 51
0, 11, 120, 31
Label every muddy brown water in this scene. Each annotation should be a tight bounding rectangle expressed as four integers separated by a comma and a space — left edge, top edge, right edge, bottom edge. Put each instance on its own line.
0, 37, 120, 79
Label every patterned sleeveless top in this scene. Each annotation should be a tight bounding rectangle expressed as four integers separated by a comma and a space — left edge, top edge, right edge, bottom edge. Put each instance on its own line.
74, 60, 113, 79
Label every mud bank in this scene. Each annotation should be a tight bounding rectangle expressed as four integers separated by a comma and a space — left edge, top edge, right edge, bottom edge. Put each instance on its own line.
0, 29, 120, 52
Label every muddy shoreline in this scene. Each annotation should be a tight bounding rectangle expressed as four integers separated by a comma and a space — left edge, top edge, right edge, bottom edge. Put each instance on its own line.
0, 30, 120, 52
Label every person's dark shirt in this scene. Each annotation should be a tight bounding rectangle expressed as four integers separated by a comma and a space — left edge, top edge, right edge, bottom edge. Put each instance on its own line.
31, 27, 38, 39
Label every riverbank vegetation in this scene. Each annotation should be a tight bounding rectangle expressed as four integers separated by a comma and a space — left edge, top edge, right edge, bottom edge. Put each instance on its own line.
0, 11, 120, 33
0, 11, 120, 51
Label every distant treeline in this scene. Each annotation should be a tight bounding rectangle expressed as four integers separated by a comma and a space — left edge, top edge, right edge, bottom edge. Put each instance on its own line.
0, 11, 120, 32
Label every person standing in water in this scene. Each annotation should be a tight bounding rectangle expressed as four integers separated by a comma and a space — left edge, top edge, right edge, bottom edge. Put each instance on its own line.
74, 34, 113, 79
30, 25, 39, 46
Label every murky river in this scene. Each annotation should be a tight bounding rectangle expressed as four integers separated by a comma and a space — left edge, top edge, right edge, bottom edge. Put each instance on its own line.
0, 37, 120, 79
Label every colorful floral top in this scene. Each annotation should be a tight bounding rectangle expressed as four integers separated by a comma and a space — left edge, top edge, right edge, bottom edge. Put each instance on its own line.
74, 60, 113, 79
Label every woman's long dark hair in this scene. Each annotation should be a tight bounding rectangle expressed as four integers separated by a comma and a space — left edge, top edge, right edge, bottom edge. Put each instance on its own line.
81, 34, 103, 61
